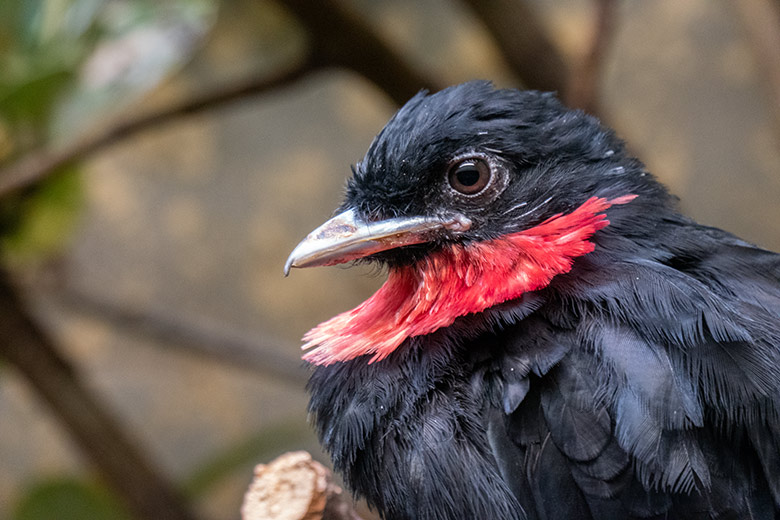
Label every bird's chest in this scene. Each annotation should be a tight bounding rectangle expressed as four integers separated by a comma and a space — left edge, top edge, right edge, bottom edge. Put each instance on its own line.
307, 334, 526, 519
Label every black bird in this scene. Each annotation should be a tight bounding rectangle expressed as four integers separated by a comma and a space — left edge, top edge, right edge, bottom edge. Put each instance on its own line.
285, 82, 780, 520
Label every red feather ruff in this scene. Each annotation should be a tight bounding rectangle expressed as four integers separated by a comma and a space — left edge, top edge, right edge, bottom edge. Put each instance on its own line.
302, 195, 636, 365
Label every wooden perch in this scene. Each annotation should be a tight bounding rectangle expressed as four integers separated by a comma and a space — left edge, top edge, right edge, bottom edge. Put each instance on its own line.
242, 452, 363, 520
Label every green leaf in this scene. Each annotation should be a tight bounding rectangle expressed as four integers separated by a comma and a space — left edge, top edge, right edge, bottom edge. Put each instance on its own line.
0, 65, 76, 127
12, 477, 132, 520
0, 165, 84, 267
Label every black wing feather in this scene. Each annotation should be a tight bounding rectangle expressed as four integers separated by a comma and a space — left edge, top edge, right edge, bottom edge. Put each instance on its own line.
493, 221, 780, 517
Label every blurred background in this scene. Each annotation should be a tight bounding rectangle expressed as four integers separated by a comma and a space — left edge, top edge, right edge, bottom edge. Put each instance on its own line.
0, 0, 778, 518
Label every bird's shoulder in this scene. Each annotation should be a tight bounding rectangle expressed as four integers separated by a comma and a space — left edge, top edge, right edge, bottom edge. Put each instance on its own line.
485, 216, 780, 518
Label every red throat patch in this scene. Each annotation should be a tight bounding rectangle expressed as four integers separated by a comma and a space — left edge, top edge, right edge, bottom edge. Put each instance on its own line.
302, 195, 636, 365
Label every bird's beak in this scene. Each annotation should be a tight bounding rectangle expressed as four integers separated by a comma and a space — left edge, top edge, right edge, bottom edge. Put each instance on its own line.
284, 208, 471, 275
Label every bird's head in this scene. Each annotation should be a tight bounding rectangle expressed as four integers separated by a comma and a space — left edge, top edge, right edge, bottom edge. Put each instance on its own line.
286, 82, 667, 365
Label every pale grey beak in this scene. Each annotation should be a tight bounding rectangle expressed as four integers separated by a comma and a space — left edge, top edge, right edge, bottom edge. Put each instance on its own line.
284, 208, 471, 275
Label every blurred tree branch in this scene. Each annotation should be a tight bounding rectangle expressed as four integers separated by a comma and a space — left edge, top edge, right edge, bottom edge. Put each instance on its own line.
49, 285, 308, 387
277, 0, 444, 102
461, 0, 569, 94
0, 0, 448, 199
0, 62, 317, 198
733, 0, 780, 144
566, 0, 619, 114
0, 272, 201, 520
461, 0, 619, 115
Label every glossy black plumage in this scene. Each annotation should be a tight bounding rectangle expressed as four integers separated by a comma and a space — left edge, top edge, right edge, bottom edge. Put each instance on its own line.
304, 82, 780, 519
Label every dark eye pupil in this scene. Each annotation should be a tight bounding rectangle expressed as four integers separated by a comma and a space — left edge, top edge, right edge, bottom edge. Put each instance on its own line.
448, 158, 491, 195
456, 167, 480, 186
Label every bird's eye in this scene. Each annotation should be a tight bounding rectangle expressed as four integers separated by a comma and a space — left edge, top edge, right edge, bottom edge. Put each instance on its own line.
448, 158, 491, 195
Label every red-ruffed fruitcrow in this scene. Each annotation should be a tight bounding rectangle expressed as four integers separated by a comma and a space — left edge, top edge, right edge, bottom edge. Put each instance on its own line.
285, 82, 780, 520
